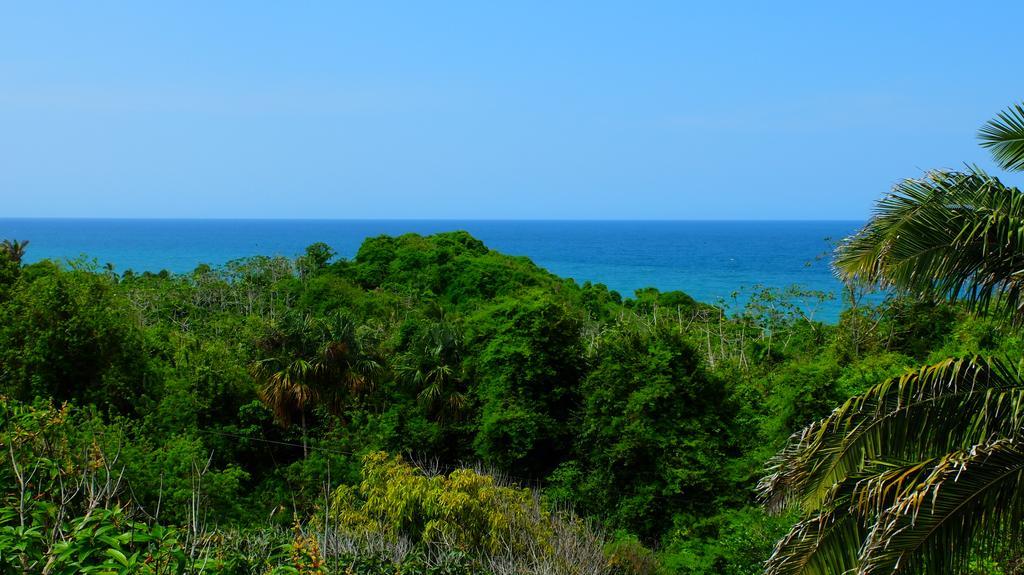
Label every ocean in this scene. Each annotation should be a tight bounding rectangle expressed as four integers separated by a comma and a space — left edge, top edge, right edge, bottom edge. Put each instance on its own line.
0, 219, 862, 321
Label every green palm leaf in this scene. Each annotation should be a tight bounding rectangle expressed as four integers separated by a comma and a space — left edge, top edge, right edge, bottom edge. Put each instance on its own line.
859, 438, 1024, 575
767, 102, 1024, 575
834, 168, 1024, 321
761, 356, 1024, 514
765, 508, 865, 575
980, 103, 1024, 172
766, 459, 938, 575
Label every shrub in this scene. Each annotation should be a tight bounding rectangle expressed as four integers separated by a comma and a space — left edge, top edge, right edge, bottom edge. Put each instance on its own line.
328, 452, 626, 574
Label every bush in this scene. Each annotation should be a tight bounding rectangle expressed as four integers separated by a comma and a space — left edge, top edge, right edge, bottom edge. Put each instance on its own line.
328, 451, 629, 574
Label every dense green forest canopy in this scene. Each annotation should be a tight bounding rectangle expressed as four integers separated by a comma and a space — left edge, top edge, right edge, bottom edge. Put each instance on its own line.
0, 231, 1016, 574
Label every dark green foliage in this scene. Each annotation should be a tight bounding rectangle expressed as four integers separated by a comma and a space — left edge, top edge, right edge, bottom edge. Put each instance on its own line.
553, 323, 730, 540
0, 264, 150, 413
349, 232, 488, 293
348, 232, 560, 306
1, 233, 1016, 574
465, 290, 584, 475
0, 250, 19, 301
764, 360, 843, 436
660, 507, 795, 575
628, 287, 699, 315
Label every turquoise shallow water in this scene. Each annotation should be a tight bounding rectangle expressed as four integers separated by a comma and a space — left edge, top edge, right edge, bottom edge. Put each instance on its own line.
0, 219, 862, 321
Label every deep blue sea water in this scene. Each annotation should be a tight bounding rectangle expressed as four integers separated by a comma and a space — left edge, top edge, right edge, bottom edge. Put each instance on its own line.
0, 219, 862, 321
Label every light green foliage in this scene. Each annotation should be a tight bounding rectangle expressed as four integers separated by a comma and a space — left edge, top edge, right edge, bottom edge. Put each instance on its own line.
330, 452, 551, 554
0, 398, 198, 573
629, 287, 699, 315
0, 504, 193, 575
297, 242, 337, 279
326, 452, 624, 575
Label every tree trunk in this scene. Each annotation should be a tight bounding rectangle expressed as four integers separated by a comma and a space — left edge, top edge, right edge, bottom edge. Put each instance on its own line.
301, 410, 308, 458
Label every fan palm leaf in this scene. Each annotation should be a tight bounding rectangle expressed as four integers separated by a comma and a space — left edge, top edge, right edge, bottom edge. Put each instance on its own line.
0, 239, 29, 264
394, 321, 466, 419
251, 356, 321, 426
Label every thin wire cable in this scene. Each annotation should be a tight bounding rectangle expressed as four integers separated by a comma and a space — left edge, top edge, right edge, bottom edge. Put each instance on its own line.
195, 428, 359, 457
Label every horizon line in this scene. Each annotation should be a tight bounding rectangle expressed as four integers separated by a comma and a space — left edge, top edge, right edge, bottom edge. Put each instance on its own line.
0, 216, 867, 223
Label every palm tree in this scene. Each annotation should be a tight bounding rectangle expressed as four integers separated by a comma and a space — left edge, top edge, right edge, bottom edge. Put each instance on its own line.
761, 102, 1024, 574
394, 321, 467, 420
1, 239, 29, 265
319, 314, 384, 401
251, 313, 382, 456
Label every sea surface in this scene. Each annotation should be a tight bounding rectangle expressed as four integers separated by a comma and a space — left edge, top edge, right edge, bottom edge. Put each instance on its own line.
0, 219, 863, 321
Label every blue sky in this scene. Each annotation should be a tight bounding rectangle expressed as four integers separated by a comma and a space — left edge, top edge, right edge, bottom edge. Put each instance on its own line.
2, 2, 1023, 219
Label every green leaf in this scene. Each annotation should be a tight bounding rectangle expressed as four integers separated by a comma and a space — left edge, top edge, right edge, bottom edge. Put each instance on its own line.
860, 438, 1024, 574
104, 548, 129, 567
979, 103, 1024, 172
765, 506, 865, 575
761, 356, 1024, 513
834, 168, 1024, 322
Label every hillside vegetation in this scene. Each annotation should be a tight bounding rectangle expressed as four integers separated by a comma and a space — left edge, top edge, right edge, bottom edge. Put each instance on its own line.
0, 231, 1015, 574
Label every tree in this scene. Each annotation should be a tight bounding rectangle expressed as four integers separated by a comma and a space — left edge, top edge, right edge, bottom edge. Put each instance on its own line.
296, 242, 336, 278
251, 312, 381, 456
394, 319, 467, 420
0, 265, 149, 412
552, 321, 730, 542
761, 102, 1024, 574
0, 239, 29, 265
464, 290, 584, 475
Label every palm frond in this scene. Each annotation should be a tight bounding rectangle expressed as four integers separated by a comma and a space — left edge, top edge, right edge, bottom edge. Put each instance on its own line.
760, 356, 1024, 514
766, 458, 951, 575
765, 508, 865, 575
0, 239, 30, 264
834, 168, 1024, 321
980, 103, 1024, 172
859, 438, 1024, 574
251, 356, 322, 426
